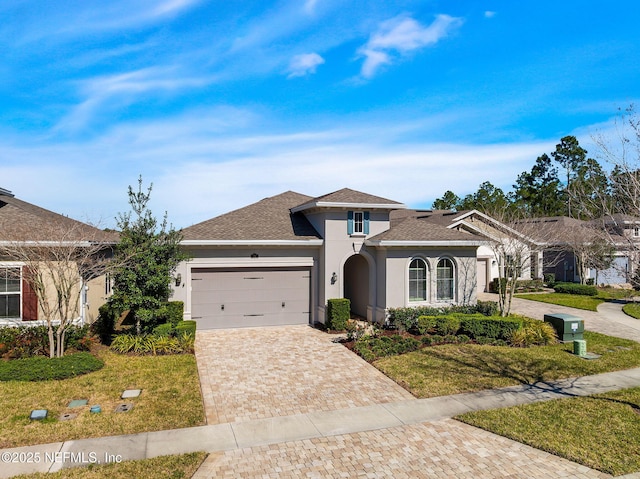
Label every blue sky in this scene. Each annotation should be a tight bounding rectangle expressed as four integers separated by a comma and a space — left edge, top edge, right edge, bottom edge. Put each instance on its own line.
1, 0, 639, 228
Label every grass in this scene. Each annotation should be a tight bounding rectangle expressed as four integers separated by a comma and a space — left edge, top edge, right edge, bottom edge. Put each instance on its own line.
12, 452, 208, 479
623, 302, 640, 319
0, 349, 205, 449
515, 287, 636, 311
374, 331, 640, 398
457, 388, 640, 476
514, 292, 604, 311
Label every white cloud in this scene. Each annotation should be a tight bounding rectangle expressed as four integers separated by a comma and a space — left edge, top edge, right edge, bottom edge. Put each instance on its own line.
55, 67, 213, 133
358, 14, 464, 78
287, 53, 325, 78
484, 11, 497, 18
0, 110, 554, 228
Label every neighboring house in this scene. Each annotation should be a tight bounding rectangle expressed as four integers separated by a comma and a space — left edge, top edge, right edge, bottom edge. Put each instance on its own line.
517, 215, 635, 285
172, 189, 491, 330
393, 209, 541, 292
0, 188, 115, 326
593, 214, 640, 285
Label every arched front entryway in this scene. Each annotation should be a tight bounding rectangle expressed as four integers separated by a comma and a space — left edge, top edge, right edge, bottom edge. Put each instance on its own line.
343, 254, 369, 319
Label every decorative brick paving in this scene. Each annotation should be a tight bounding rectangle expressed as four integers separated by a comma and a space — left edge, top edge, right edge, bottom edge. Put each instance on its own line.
193, 419, 610, 479
195, 325, 414, 424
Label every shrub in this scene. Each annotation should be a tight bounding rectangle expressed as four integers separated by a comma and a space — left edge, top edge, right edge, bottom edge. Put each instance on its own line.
166, 301, 185, 326
544, 273, 556, 286
92, 302, 121, 344
0, 326, 48, 358
459, 315, 523, 340
387, 303, 494, 331
434, 316, 461, 336
509, 319, 557, 347
327, 298, 350, 331
416, 316, 436, 335
0, 325, 92, 358
0, 352, 104, 381
110, 333, 195, 355
553, 282, 598, 296
353, 335, 421, 361
476, 300, 498, 316
175, 320, 196, 335
153, 323, 174, 337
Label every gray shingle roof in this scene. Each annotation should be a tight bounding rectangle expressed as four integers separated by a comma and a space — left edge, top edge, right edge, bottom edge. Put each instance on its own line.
182, 191, 321, 241
369, 217, 486, 243
0, 193, 117, 243
309, 188, 403, 205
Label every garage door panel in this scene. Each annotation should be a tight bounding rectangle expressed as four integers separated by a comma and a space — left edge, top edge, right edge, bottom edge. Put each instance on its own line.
191, 267, 311, 329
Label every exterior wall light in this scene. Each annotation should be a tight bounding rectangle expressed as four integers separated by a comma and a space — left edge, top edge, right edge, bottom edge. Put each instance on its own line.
175, 274, 182, 287
331, 272, 337, 284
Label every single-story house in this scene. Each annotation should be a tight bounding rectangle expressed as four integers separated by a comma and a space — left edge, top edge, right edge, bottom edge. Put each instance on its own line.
172, 188, 494, 330
515, 215, 637, 285
0, 187, 115, 325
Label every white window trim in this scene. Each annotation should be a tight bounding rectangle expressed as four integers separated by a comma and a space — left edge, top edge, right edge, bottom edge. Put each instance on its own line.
436, 257, 455, 302
408, 257, 429, 303
0, 262, 23, 320
353, 211, 364, 234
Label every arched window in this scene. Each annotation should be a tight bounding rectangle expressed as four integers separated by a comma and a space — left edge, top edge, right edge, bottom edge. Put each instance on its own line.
409, 258, 427, 302
436, 258, 454, 301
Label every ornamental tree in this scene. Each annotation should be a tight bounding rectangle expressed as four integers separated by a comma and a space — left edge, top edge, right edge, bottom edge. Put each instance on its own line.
109, 177, 189, 334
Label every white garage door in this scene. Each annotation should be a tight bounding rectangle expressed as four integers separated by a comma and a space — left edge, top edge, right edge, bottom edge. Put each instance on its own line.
190, 267, 311, 329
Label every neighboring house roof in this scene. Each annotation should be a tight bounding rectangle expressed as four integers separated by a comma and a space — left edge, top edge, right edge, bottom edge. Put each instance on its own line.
0, 189, 117, 244
513, 216, 615, 245
181, 191, 322, 245
291, 188, 405, 213
366, 217, 487, 246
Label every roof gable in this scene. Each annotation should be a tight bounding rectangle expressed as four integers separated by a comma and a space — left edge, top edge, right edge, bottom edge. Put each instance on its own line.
291, 188, 405, 213
181, 191, 321, 242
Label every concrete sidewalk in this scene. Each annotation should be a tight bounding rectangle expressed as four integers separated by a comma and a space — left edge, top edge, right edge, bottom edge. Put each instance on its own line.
3, 367, 640, 478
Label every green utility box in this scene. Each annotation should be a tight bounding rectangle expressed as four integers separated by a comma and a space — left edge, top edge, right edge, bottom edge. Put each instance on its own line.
573, 339, 587, 357
543, 313, 584, 342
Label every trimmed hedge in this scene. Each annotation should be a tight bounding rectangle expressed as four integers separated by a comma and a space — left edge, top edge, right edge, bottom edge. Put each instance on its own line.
327, 298, 350, 331
459, 315, 523, 340
152, 320, 196, 338
0, 352, 104, 381
553, 283, 598, 296
387, 301, 497, 332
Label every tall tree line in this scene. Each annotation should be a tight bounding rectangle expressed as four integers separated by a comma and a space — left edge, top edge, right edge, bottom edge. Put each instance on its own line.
432, 135, 610, 219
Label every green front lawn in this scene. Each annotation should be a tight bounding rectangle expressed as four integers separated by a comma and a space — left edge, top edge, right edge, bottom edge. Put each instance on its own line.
623, 302, 640, 319
374, 331, 640, 398
0, 350, 205, 449
457, 387, 640, 476
13, 452, 208, 479
516, 287, 636, 311
514, 293, 604, 311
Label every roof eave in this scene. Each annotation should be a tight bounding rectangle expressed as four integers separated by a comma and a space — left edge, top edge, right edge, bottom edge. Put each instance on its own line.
291, 201, 407, 213
365, 240, 487, 247
181, 239, 323, 246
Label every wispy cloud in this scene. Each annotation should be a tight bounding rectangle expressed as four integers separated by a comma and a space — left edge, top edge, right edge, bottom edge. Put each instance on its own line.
1, 109, 556, 228
55, 67, 213, 133
287, 53, 325, 78
358, 14, 464, 78
484, 11, 497, 19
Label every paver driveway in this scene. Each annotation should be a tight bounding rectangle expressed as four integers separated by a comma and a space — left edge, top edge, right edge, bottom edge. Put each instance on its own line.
195, 325, 414, 424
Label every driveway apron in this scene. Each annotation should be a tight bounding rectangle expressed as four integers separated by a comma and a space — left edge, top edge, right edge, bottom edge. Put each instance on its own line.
195, 325, 414, 424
